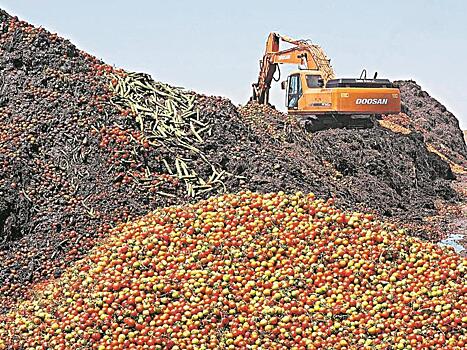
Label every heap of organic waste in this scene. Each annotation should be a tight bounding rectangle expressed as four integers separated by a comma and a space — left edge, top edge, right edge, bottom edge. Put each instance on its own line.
1, 192, 466, 349
1, 12, 466, 350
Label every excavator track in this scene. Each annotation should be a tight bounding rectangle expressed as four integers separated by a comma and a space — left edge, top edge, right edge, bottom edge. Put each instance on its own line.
297, 114, 377, 132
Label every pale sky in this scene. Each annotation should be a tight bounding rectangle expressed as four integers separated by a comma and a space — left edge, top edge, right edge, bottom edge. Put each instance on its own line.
1, 0, 466, 129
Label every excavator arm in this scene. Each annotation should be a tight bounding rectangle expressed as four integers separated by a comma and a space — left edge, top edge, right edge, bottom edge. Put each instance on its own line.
252, 33, 335, 104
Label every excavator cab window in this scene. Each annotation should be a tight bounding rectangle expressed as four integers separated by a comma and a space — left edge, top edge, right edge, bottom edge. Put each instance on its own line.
306, 75, 324, 88
287, 74, 301, 109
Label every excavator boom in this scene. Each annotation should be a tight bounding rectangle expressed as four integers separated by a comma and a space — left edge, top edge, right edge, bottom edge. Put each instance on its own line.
252, 33, 335, 104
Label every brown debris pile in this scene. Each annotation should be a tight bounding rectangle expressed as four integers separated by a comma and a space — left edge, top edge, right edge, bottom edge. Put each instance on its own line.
394, 80, 467, 168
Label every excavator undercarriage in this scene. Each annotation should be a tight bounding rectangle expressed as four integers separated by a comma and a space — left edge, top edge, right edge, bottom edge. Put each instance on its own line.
297, 113, 377, 132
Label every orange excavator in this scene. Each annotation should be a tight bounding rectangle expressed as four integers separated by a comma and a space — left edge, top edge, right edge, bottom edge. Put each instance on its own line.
252, 33, 401, 131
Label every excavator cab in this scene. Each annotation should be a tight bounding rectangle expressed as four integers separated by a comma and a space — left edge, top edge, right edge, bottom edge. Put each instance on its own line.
283, 71, 325, 109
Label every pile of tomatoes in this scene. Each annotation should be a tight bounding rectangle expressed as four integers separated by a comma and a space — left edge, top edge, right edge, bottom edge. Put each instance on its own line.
1, 191, 466, 349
